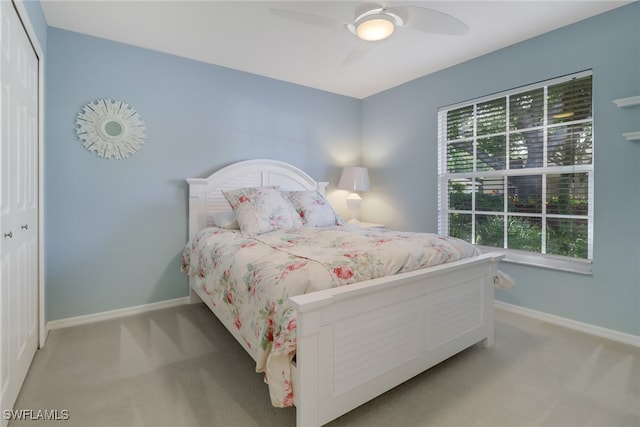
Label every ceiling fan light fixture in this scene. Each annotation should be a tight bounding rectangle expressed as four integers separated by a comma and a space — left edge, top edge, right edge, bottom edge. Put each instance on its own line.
356, 14, 395, 41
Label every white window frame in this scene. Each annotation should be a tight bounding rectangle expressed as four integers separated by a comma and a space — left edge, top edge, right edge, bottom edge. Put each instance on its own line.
437, 71, 593, 274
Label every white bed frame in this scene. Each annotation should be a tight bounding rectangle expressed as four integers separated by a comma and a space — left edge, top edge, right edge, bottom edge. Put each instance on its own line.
187, 159, 504, 427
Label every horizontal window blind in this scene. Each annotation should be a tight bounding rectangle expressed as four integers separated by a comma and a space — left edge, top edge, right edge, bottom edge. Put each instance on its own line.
438, 71, 593, 271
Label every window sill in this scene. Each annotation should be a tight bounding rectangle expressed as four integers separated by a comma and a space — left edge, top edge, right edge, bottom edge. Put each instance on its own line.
477, 246, 593, 275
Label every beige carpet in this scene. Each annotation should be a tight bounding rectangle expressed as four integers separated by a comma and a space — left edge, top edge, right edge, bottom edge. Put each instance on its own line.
11, 303, 640, 427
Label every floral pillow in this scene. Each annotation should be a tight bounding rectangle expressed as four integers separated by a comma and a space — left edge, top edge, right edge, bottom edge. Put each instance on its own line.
282, 190, 344, 227
223, 186, 302, 235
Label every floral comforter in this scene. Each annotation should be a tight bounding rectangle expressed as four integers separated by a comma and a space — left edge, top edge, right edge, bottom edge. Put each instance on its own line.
181, 225, 479, 407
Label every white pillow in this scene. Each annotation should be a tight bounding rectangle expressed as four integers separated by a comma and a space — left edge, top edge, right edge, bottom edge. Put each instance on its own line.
281, 190, 344, 227
223, 186, 302, 235
212, 211, 239, 230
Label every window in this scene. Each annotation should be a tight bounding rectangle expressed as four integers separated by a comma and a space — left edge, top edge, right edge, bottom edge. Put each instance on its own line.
438, 71, 593, 274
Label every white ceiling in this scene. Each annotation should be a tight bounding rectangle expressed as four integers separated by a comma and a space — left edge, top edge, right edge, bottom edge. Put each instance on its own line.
40, 0, 633, 99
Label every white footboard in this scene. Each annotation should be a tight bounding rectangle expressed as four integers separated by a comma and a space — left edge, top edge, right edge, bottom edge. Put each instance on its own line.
289, 252, 503, 427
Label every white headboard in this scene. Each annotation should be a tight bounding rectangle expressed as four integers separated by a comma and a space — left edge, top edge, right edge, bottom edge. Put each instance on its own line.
187, 159, 328, 238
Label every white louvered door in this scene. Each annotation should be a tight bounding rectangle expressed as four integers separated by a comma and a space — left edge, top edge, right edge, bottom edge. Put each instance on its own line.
0, 1, 39, 424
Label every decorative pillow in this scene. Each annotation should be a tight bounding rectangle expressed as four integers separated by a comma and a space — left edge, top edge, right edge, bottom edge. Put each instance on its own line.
282, 190, 344, 227
212, 211, 239, 230
223, 186, 302, 235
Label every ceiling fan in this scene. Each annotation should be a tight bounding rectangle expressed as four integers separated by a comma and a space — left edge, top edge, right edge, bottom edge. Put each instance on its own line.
270, 2, 469, 65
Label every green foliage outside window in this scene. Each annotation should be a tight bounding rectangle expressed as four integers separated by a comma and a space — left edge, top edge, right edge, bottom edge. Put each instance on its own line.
448, 187, 588, 259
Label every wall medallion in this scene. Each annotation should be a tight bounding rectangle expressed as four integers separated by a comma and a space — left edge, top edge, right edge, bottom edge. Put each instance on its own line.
75, 99, 146, 159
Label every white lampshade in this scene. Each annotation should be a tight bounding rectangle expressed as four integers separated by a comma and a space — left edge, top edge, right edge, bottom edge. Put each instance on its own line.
338, 166, 371, 192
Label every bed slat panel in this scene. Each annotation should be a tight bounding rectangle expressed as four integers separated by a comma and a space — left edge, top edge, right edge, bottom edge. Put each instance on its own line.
333, 298, 421, 395
426, 279, 484, 350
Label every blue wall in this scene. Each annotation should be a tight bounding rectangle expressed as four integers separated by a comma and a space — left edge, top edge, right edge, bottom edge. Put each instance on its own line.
45, 28, 360, 320
361, 3, 640, 336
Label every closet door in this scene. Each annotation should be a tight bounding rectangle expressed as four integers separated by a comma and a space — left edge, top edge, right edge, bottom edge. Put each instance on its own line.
0, 1, 39, 422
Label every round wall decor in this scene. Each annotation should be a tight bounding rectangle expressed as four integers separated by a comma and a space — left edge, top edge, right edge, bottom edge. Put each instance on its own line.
75, 99, 146, 159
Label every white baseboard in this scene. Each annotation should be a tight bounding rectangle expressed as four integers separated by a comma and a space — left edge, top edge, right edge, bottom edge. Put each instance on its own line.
43, 298, 640, 348
46, 297, 190, 332
495, 300, 640, 348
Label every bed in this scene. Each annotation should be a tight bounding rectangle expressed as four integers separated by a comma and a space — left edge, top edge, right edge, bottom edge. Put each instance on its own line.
183, 159, 505, 427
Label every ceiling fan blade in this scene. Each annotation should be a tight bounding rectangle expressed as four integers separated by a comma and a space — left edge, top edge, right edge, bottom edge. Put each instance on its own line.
342, 43, 376, 66
269, 8, 344, 31
388, 6, 469, 35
